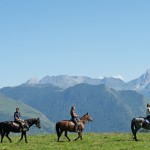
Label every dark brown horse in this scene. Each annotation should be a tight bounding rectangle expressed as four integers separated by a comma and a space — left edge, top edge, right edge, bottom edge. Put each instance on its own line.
56, 113, 92, 141
0, 118, 41, 143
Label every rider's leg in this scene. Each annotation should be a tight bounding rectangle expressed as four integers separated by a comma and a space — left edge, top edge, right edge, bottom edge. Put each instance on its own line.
73, 118, 78, 131
16, 121, 24, 131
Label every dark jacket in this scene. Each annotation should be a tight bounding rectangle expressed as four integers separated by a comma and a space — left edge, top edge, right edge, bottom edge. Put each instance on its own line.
14, 112, 21, 122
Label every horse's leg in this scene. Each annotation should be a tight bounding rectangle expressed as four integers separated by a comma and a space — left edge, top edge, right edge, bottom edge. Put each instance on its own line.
24, 132, 28, 143
64, 131, 70, 141
134, 126, 141, 141
1, 132, 5, 143
80, 132, 82, 140
18, 132, 23, 142
57, 130, 63, 142
74, 132, 80, 141
131, 118, 142, 141
131, 118, 136, 140
5, 131, 12, 143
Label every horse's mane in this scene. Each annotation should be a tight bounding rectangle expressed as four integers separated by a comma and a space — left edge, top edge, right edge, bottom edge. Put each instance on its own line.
80, 113, 88, 120
25, 118, 37, 121
25, 118, 37, 124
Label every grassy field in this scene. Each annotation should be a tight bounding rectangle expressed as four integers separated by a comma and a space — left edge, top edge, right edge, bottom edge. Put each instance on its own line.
1, 132, 150, 150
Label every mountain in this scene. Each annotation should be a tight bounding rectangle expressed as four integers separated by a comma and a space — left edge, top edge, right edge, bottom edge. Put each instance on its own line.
99, 77, 125, 90
0, 94, 55, 133
25, 75, 101, 89
0, 83, 147, 132
123, 70, 150, 99
25, 75, 126, 90
13, 69, 150, 93
125, 70, 150, 90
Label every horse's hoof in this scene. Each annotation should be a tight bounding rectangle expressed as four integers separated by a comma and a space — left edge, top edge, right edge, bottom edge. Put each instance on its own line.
25, 141, 28, 143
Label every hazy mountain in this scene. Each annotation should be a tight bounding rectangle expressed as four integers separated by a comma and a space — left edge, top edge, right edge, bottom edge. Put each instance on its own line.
122, 69, 150, 99
99, 77, 125, 90
16, 69, 150, 93
0, 94, 55, 133
1, 69, 150, 132
0, 84, 147, 132
24, 75, 126, 90
38, 75, 101, 89
125, 70, 150, 90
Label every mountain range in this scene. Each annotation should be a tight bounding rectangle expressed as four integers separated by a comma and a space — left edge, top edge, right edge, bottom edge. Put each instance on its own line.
23, 69, 147, 85
24, 69, 150, 99
25, 75, 101, 89
1, 69, 150, 132
0, 83, 148, 132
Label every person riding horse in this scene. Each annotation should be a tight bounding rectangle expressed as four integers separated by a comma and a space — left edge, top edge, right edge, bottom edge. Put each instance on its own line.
145, 103, 150, 124
70, 106, 79, 132
131, 103, 150, 141
14, 108, 28, 131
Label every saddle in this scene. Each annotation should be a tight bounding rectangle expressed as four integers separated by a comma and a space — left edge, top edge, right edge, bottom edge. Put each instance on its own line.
68, 120, 83, 130
12, 122, 20, 128
69, 121, 75, 126
12, 121, 29, 131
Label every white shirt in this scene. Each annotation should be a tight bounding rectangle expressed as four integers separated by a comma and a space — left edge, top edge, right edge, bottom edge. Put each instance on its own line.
146, 107, 150, 116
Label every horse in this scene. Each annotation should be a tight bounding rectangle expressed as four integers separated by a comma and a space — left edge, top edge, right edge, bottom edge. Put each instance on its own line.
56, 113, 93, 142
131, 117, 150, 141
0, 117, 41, 143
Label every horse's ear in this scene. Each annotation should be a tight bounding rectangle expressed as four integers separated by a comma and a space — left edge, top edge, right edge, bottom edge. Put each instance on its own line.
86, 112, 88, 115
37, 117, 40, 120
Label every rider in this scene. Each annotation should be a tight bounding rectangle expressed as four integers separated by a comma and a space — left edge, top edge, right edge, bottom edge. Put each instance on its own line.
146, 103, 150, 123
70, 106, 79, 132
14, 107, 26, 131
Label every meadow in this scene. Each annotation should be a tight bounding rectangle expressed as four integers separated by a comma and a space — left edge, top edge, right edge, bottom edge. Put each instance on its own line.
1, 132, 150, 150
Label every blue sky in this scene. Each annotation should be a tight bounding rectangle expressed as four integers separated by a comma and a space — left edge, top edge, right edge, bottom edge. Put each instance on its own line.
0, 0, 150, 87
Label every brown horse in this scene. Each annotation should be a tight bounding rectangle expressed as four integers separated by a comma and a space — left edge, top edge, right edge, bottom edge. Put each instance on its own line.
56, 113, 92, 141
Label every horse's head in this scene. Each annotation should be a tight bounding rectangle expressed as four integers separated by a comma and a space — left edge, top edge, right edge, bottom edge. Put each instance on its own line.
85, 113, 93, 122
35, 117, 41, 128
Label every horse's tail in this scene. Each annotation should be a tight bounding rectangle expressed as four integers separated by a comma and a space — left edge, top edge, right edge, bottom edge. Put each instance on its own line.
0, 123, 2, 135
131, 118, 135, 134
56, 122, 60, 137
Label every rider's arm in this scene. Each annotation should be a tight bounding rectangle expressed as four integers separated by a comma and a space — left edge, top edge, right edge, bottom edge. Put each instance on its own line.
73, 112, 79, 118
18, 113, 24, 122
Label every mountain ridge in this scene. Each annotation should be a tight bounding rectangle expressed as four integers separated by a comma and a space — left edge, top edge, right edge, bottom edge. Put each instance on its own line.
0, 83, 148, 132
23, 69, 150, 93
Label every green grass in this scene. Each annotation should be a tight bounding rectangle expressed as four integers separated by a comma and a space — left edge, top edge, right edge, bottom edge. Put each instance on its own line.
1, 133, 150, 150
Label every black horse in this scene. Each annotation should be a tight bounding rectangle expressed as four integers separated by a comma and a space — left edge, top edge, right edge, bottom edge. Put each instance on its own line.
0, 117, 41, 143
131, 117, 150, 141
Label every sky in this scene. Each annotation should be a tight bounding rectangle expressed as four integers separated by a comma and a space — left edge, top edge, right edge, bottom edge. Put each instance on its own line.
0, 0, 150, 88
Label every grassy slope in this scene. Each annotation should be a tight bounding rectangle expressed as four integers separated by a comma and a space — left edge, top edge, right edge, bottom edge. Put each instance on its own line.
1, 133, 150, 150
0, 94, 55, 133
